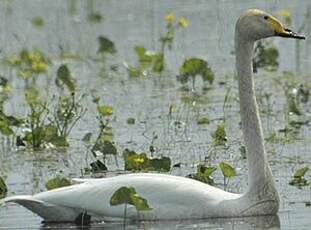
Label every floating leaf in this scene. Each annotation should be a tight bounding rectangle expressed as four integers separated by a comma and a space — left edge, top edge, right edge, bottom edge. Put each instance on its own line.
93, 140, 117, 156
289, 166, 309, 188
46, 176, 71, 190
0, 176, 7, 199
253, 41, 279, 72
219, 162, 237, 178
88, 12, 103, 23
90, 160, 108, 172
197, 117, 210, 125
97, 36, 116, 54
56, 64, 76, 92
31, 17, 45, 28
179, 58, 214, 84
123, 149, 171, 172
82, 132, 92, 143
149, 157, 171, 172
127, 118, 135, 125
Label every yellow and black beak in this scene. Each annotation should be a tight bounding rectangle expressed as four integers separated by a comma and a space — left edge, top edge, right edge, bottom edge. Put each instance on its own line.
268, 15, 305, 39
276, 28, 305, 39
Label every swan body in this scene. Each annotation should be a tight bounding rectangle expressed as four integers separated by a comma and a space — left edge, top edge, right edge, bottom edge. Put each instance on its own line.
1, 9, 305, 222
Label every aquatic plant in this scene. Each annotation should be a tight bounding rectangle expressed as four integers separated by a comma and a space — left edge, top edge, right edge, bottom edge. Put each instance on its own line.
188, 165, 217, 185
5, 49, 50, 80
197, 116, 210, 125
97, 36, 116, 56
289, 166, 309, 188
0, 176, 7, 199
52, 65, 86, 142
178, 58, 214, 91
252, 40, 279, 72
31, 17, 45, 28
219, 161, 237, 191
126, 117, 135, 125
123, 149, 171, 172
21, 64, 85, 149
45, 176, 71, 190
125, 12, 189, 78
0, 77, 23, 137
125, 46, 164, 78
82, 95, 117, 173
212, 122, 227, 146
110, 186, 151, 227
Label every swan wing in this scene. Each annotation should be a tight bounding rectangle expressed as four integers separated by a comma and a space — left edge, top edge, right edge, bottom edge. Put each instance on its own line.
29, 173, 239, 220
3, 195, 82, 222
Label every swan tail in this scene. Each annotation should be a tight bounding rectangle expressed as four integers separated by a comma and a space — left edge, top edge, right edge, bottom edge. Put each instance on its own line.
3, 195, 83, 222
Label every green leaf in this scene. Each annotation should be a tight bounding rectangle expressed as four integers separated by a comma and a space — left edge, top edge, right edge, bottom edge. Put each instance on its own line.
130, 193, 152, 211
90, 160, 108, 172
126, 118, 135, 125
0, 120, 14, 136
110, 186, 152, 212
97, 36, 116, 54
213, 122, 227, 146
0, 176, 7, 199
98, 105, 113, 116
179, 58, 214, 84
189, 165, 217, 185
88, 12, 103, 23
56, 64, 76, 92
31, 17, 45, 28
294, 166, 309, 178
110, 186, 136, 206
197, 117, 210, 125
123, 149, 171, 172
149, 156, 171, 172
82, 132, 92, 143
25, 87, 41, 105
93, 140, 117, 156
219, 162, 237, 178
46, 176, 71, 190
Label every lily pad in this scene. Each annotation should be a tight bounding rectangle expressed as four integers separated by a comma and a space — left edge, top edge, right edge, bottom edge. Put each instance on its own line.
46, 176, 71, 190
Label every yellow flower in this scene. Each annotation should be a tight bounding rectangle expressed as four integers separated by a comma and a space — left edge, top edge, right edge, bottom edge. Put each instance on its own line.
179, 17, 189, 28
133, 157, 145, 164
32, 61, 49, 73
165, 12, 176, 24
280, 9, 291, 18
28, 52, 41, 63
280, 9, 291, 25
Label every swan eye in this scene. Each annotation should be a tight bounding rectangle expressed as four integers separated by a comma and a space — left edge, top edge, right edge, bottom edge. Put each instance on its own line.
264, 15, 269, 20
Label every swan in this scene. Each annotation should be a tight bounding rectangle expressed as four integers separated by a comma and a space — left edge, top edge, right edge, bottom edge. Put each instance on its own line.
1, 9, 305, 223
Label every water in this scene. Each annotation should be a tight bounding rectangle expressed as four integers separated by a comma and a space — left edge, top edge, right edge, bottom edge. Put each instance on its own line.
0, 0, 311, 229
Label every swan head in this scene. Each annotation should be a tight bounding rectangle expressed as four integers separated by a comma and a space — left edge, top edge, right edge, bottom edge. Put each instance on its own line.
236, 9, 305, 41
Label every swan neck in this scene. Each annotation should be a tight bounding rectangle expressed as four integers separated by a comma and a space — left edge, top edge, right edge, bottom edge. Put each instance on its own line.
235, 34, 274, 192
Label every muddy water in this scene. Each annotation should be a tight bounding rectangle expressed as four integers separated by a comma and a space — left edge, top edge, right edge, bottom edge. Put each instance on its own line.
0, 0, 311, 229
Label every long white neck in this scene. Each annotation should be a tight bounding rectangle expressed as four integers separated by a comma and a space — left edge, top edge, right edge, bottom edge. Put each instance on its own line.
234, 34, 275, 194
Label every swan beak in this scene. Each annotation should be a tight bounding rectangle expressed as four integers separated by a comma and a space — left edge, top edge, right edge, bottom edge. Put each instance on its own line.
276, 28, 305, 39
270, 17, 305, 39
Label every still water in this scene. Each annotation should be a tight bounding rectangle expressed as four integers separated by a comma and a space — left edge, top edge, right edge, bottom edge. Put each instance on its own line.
0, 0, 311, 229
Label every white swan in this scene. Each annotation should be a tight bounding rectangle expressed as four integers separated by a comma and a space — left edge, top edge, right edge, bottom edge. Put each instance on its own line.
1, 9, 305, 222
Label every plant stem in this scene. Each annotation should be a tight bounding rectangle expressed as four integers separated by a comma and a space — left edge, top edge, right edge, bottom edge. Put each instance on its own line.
123, 203, 127, 229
